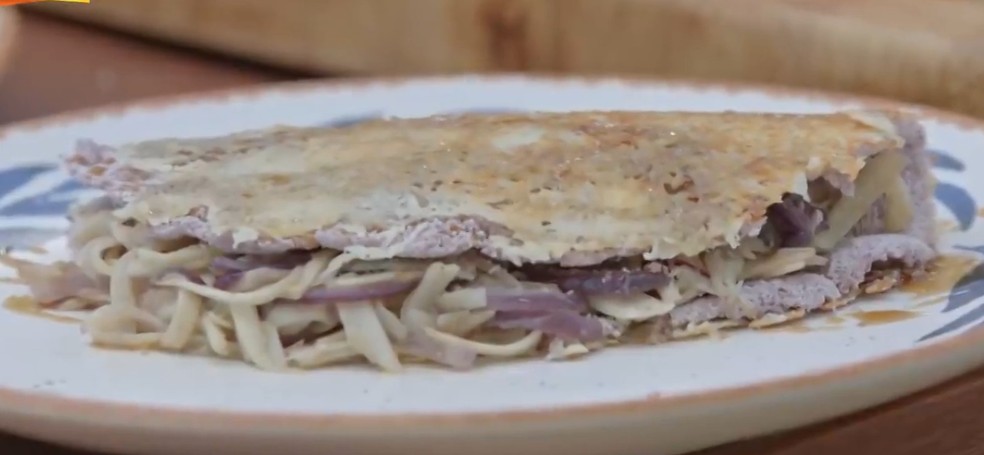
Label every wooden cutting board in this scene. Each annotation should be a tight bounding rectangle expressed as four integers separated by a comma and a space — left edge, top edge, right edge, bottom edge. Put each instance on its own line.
27, 0, 984, 118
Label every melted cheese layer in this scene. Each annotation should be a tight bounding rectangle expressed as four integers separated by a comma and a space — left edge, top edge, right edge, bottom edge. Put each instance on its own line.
68, 110, 905, 262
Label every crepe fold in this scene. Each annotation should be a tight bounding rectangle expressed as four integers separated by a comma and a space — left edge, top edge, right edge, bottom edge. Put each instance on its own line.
20, 109, 937, 370
67, 111, 930, 262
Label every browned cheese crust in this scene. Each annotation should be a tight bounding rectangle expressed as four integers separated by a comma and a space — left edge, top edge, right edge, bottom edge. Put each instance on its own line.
66, 110, 905, 264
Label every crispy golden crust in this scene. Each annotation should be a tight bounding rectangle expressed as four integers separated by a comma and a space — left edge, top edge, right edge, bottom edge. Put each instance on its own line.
67, 110, 905, 262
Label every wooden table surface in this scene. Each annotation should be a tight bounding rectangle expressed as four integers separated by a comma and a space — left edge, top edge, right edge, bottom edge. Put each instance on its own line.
2, 10, 984, 455
0, 10, 293, 124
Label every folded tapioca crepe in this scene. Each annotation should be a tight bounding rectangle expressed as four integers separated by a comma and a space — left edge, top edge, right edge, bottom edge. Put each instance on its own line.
13, 110, 937, 371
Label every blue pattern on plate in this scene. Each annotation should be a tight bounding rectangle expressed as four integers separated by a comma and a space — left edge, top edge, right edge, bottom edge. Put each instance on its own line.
919, 296, 984, 341
0, 115, 980, 342
929, 149, 965, 171
917, 250, 984, 341
0, 179, 86, 217
0, 164, 85, 247
0, 227, 66, 249
318, 112, 384, 128
940, 261, 984, 314
935, 183, 975, 230
0, 165, 57, 198
919, 150, 984, 341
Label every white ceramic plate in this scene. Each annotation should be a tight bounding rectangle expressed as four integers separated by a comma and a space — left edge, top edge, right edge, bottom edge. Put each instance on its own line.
2, 76, 984, 455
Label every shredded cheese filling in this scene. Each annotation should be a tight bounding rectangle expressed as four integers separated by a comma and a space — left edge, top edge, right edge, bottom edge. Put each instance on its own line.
13, 149, 913, 371
884, 175, 914, 232
814, 151, 907, 250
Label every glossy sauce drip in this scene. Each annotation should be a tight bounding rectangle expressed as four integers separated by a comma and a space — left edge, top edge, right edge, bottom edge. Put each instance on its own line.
848, 309, 919, 326
2, 295, 80, 324
706, 255, 971, 334
763, 305, 850, 333
901, 254, 979, 300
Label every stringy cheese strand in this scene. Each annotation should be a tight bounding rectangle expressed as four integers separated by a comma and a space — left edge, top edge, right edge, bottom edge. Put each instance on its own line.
159, 290, 202, 350
424, 327, 543, 357
229, 305, 285, 370
157, 268, 305, 306
338, 301, 402, 372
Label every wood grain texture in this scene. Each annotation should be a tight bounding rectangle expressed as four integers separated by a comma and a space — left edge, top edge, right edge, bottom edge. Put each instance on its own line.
27, 0, 984, 117
0, 8, 18, 83
697, 363, 984, 455
0, 11, 289, 123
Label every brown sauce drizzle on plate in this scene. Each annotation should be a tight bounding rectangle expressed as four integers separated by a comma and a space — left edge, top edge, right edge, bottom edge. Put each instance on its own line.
901, 254, 979, 303
848, 309, 919, 326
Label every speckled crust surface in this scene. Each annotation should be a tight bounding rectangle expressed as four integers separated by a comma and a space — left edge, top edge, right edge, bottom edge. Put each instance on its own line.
66, 110, 904, 263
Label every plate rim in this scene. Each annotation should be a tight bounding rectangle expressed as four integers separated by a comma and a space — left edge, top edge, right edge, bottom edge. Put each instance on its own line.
1, 74, 983, 429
